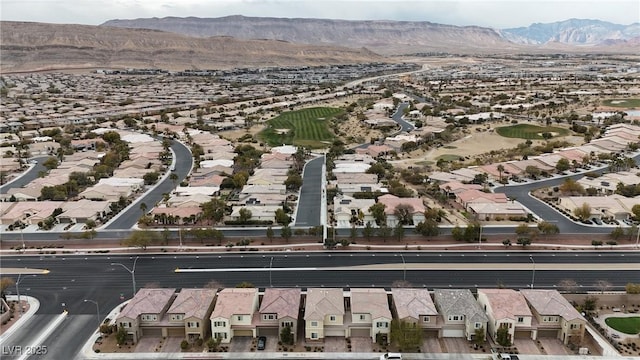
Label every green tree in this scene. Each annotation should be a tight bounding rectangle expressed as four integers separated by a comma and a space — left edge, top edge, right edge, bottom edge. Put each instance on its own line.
116, 326, 128, 345
560, 178, 585, 195
625, 283, 640, 294
573, 202, 592, 221
123, 230, 160, 250
474, 327, 486, 345
281, 225, 292, 243
496, 164, 505, 183
537, 221, 559, 240
280, 324, 294, 345
238, 208, 252, 223
555, 158, 570, 172
363, 221, 374, 240
415, 219, 439, 237
390, 319, 422, 351
632, 204, 640, 221
496, 325, 511, 346
266, 226, 274, 242
275, 208, 291, 226
369, 202, 387, 226
143, 171, 160, 185
515, 224, 531, 237
236, 281, 255, 288
610, 226, 625, 240
378, 224, 392, 241
200, 199, 226, 225
284, 172, 303, 190
393, 204, 414, 225
42, 156, 59, 170
393, 223, 405, 241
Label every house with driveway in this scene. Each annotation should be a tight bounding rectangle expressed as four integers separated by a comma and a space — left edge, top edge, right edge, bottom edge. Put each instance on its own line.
304, 288, 345, 341
477, 289, 534, 343
520, 289, 586, 345
433, 289, 488, 341
209, 288, 259, 343
348, 288, 392, 342
165, 288, 217, 342
116, 288, 176, 343
391, 288, 439, 337
256, 288, 301, 342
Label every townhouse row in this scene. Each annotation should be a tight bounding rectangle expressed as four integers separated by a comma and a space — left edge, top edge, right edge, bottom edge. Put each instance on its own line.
116, 287, 586, 347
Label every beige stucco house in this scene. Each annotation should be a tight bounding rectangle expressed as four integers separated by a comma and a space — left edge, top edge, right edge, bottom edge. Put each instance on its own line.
209, 288, 259, 343
349, 288, 392, 342
391, 288, 439, 337
304, 288, 345, 341
116, 288, 176, 343
520, 289, 586, 345
257, 288, 301, 342
166, 288, 217, 341
433, 289, 488, 341
477, 289, 534, 343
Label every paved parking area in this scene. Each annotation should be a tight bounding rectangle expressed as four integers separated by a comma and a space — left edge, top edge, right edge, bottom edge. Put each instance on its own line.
440, 338, 473, 353
230, 336, 253, 352
538, 338, 572, 355
135, 337, 162, 352
513, 339, 542, 355
262, 335, 278, 352
323, 337, 347, 352
350, 337, 373, 352
422, 337, 442, 352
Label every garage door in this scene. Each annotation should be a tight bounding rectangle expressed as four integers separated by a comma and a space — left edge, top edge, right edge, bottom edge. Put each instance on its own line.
514, 330, 532, 339
423, 329, 439, 338
142, 328, 162, 337
258, 327, 279, 337
325, 329, 345, 337
233, 330, 253, 337
537, 329, 559, 338
350, 328, 370, 337
442, 329, 464, 337
167, 328, 184, 337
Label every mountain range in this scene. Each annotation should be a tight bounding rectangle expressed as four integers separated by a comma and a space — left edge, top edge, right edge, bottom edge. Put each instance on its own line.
1, 16, 637, 73
103, 16, 640, 53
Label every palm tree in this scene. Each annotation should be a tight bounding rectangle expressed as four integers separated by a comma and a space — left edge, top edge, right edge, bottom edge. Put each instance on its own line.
169, 172, 179, 187
139, 202, 148, 214
496, 164, 505, 184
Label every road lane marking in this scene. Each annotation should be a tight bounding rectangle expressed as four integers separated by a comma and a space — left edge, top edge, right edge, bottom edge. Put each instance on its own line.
16, 311, 67, 360
175, 263, 638, 272
0, 268, 50, 275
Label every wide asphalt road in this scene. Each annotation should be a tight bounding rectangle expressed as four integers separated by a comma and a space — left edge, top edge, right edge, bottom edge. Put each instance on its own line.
103, 139, 192, 229
2, 251, 638, 359
495, 152, 640, 233
0, 156, 47, 194
294, 156, 323, 227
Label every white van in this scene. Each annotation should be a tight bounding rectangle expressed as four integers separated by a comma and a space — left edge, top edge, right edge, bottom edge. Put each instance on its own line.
379, 353, 402, 360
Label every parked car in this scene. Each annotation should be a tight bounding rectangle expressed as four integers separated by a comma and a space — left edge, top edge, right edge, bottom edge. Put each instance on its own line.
257, 336, 266, 350
380, 353, 402, 360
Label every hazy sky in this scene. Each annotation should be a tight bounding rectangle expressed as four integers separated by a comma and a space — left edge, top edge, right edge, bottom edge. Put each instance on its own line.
1, 0, 638, 28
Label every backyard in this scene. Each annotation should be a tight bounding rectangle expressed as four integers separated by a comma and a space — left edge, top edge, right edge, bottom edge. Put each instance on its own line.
605, 316, 640, 335
495, 124, 570, 140
259, 107, 343, 148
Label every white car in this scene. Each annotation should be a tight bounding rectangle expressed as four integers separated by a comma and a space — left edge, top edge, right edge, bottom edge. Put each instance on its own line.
380, 353, 402, 360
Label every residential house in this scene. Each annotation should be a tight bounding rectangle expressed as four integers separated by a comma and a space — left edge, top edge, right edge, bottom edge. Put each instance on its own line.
377, 194, 425, 226
257, 288, 301, 342
467, 202, 529, 220
520, 289, 586, 345
58, 199, 112, 223
333, 194, 375, 228
304, 288, 345, 341
334, 173, 378, 185
390, 288, 439, 337
433, 289, 488, 340
166, 288, 217, 341
349, 288, 392, 342
455, 189, 508, 210
116, 288, 176, 343
477, 289, 534, 343
0, 201, 63, 225
210, 288, 259, 343
229, 205, 280, 223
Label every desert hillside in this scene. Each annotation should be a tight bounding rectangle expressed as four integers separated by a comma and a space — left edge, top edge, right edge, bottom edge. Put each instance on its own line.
0, 21, 383, 73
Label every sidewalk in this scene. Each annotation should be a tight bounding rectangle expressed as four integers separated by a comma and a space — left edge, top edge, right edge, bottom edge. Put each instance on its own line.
0, 295, 40, 342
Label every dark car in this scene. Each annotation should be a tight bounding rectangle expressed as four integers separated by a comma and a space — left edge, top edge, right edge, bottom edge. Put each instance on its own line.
257, 336, 266, 350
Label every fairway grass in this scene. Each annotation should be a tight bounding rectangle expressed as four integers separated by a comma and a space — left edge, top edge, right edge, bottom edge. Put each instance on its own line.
496, 124, 570, 140
437, 154, 463, 162
605, 317, 640, 335
259, 107, 343, 148
602, 99, 640, 108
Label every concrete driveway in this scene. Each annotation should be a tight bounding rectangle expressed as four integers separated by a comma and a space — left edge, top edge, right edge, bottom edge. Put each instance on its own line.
230, 336, 254, 352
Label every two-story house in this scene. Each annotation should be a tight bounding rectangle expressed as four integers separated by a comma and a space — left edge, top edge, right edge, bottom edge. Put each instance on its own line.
166, 288, 217, 341
520, 289, 586, 345
477, 289, 534, 343
304, 288, 345, 341
433, 289, 488, 341
349, 288, 392, 343
257, 288, 301, 343
210, 288, 259, 343
391, 288, 439, 337
116, 288, 176, 343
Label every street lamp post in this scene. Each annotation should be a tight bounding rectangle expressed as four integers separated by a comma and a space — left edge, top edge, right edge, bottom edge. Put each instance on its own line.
269, 257, 274, 287
15, 274, 35, 315
529, 255, 536, 289
400, 253, 406, 281
84, 299, 100, 328
478, 224, 483, 249
111, 256, 140, 297
636, 226, 640, 249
